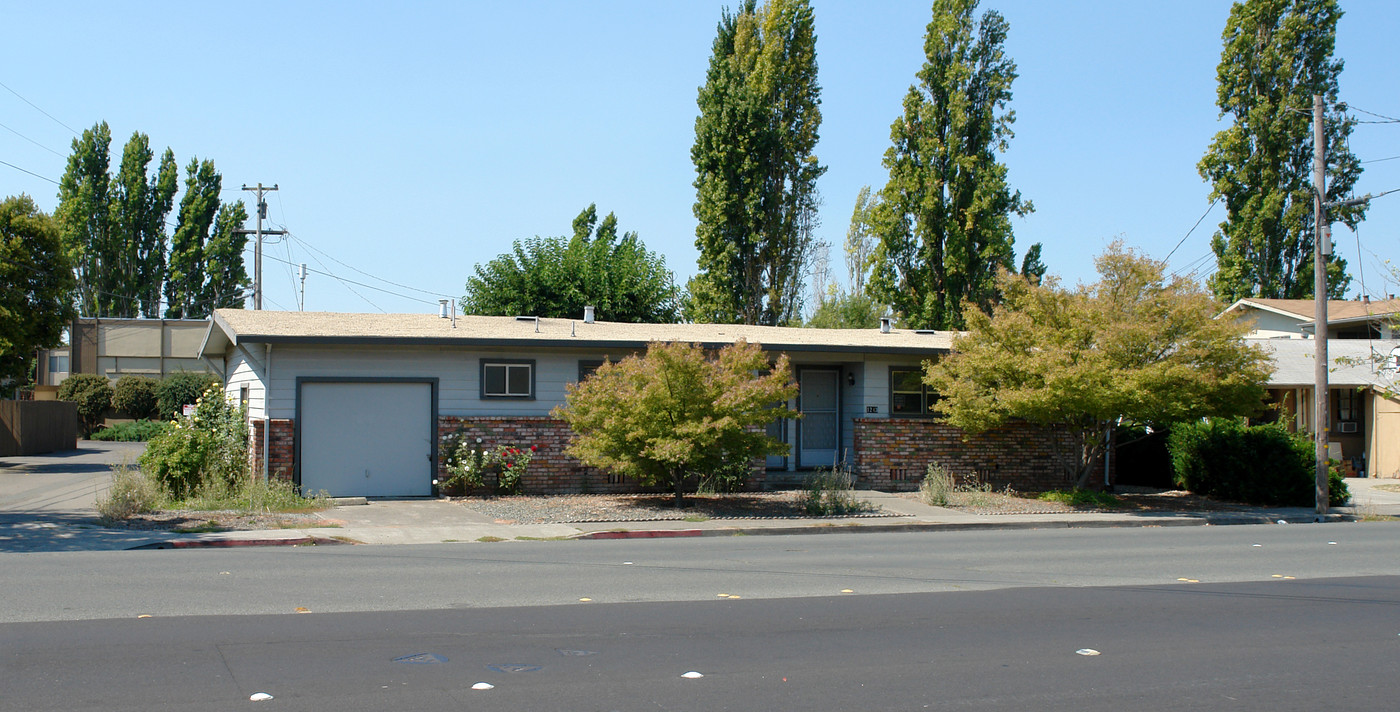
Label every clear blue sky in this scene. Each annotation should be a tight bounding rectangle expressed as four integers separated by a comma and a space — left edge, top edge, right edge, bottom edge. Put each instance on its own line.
3, 1, 1398, 316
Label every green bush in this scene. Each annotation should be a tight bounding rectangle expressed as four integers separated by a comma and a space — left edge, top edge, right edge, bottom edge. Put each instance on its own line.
95, 463, 164, 520
57, 373, 113, 435
90, 419, 173, 442
156, 371, 220, 420
803, 466, 871, 516
112, 375, 159, 420
141, 385, 248, 498
1168, 419, 1348, 507
1037, 489, 1122, 508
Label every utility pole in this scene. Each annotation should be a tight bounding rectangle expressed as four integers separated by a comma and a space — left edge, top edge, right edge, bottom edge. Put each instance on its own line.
1312, 94, 1330, 518
299, 263, 307, 311
239, 183, 286, 310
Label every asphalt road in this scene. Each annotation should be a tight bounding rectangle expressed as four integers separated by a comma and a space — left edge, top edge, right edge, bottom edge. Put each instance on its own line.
3, 576, 1397, 711
3, 523, 1398, 622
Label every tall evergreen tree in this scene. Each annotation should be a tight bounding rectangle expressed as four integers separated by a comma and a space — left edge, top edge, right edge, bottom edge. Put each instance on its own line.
164, 158, 224, 319
868, 0, 1031, 331
689, 0, 824, 326
1199, 0, 1361, 302
110, 133, 179, 317
197, 201, 251, 315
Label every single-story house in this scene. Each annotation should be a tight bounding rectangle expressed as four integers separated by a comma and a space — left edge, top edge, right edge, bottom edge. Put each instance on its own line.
1223, 297, 1400, 339
1250, 337, 1400, 478
197, 309, 1077, 498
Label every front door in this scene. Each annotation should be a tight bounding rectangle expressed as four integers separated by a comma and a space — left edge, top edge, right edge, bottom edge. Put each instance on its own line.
798, 369, 839, 468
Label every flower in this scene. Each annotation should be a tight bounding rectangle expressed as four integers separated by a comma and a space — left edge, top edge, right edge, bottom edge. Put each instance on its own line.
530, 444, 538, 452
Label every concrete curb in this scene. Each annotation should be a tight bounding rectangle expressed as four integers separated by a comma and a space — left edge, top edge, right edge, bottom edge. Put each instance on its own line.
128, 536, 349, 550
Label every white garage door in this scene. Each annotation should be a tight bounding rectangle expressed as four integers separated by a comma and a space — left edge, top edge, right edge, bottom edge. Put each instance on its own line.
299, 381, 433, 497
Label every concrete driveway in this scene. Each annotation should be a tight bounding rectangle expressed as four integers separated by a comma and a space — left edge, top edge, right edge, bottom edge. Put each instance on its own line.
0, 441, 158, 552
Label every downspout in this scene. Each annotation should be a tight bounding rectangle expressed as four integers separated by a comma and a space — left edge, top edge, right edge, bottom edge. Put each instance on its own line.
263, 343, 272, 482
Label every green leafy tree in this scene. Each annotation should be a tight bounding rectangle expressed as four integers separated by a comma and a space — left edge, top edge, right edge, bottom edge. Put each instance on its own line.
164, 158, 247, 319
1199, 0, 1361, 302
844, 186, 878, 295
156, 371, 220, 420
553, 340, 797, 507
926, 243, 1271, 488
0, 195, 76, 394
868, 0, 1032, 331
57, 373, 113, 435
57, 124, 182, 318
689, 0, 824, 326
462, 204, 679, 322
112, 375, 159, 420
55, 122, 113, 317
110, 133, 179, 318
805, 289, 884, 329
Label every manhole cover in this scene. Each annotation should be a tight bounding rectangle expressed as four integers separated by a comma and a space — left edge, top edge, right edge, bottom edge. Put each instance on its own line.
486, 664, 543, 674
394, 653, 448, 664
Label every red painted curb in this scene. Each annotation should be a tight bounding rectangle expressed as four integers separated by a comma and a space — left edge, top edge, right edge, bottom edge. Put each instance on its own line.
131, 537, 344, 550
578, 529, 704, 540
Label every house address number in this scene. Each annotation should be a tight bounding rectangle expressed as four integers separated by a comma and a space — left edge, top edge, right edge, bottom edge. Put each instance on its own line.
866, 406, 878, 414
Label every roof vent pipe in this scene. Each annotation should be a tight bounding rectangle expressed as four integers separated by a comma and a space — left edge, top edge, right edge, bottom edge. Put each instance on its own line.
584, 306, 595, 324
879, 317, 892, 334
438, 300, 449, 318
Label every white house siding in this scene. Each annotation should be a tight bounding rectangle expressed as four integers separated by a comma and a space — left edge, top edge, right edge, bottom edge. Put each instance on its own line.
224, 348, 266, 419
1238, 309, 1307, 339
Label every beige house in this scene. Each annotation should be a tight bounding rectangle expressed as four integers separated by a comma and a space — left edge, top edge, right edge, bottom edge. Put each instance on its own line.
1251, 338, 1400, 478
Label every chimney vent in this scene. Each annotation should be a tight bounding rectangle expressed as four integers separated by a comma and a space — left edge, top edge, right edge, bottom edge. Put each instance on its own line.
584, 306, 595, 324
438, 300, 449, 318
879, 317, 892, 334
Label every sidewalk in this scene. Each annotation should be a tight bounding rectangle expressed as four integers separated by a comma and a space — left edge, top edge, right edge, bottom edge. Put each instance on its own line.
124, 478, 1400, 550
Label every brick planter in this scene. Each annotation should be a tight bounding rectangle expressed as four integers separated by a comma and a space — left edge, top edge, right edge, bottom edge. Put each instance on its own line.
438, 416, 647, 494
249, 419, 295, 481
853, 418, 1076, 492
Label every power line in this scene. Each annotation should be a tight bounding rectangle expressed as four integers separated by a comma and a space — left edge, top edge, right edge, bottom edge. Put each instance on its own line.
1164, 197, 1219, 263
0, 79, 78, 136
284, 231, 457, 300
1348, 106, 1400, 123
1361, 154, 1400, 164
0, 120, 64, 156
0, 158, 58, 184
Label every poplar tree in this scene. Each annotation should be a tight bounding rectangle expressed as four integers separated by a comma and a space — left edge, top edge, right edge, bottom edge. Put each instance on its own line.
689, 0, 824, 326
1199, 0, 1361, 302
110, 133, 179, 317
55, 122, 112, 317
868, 0, 1031, 331
164, 158, 224, 319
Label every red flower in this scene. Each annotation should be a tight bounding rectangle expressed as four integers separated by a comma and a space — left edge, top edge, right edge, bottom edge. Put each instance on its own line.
506, 462, 514, 468
530, 444, 538, 452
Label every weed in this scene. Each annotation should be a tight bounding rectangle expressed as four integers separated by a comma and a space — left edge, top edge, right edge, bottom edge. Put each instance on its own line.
476, 536, 506, 543
173, 522, 227, 534
803, 466, 873, 516
172, 476, 330, 514
919, 462, 956, 506
683, 514, 711, 522
95, 462, 163, 521
1037, 489, 1122, 509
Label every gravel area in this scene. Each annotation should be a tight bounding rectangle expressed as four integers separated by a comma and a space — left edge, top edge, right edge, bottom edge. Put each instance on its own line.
454, 492, 894, 524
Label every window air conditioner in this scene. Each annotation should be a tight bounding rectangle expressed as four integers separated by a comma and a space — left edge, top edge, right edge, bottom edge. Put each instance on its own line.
1337, 422, 1358, 434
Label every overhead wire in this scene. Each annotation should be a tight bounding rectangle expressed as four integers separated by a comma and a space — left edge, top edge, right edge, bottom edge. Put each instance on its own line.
1164, 197, 1219, 263
1347, 106, 1400, 124
0, 158, 58, 184
0, 120, 65, 156
0, 79, 78, 136
284, 231, 457, 300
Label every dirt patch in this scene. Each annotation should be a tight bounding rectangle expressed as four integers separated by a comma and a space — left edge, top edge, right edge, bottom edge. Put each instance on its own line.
102, 510, 336, 532
454, 492, 893, 524
903, 488, 1259, 516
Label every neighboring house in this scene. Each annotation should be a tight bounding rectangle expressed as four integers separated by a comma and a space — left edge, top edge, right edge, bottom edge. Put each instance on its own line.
68, 318, 215, 381
1223, 297, 1400, 339
198, 309, 1076, 498
1250, 338, 1400, 478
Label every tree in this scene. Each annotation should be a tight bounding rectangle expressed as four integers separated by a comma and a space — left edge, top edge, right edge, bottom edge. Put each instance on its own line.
55, 122, 112, 317
462, 204, 679, 322
1018, 242, 1046, 286
553, 340, 797, 507
868, 0, 1032, 331
689, 0, 824, 326
805, 290, 884, 329
110, 133, 179, 318
925, 243, 1272, 488
164, 158, 248, 319
1199, 0, 1361, 303
57, 124, 181, 318
843, 185, 878, 294
57, 373, 113, 436
112, 375, 159, 420
0, 195, 75, 394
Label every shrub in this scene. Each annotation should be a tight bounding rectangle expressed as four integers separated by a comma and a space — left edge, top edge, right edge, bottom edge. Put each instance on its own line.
90, 419, 173, 442
141, 385, 248, 498
156, 371, 220, 420
440, 429, 536, 495
1169, 419, 1348, 507
803, 466, 871, 516
111, 375, 159, 419
95, 463, 164, 520
1037, 489, 1122, 508
919, 462, 956, 507
57, 373, 113, 435
697, 457, 753, 495
178, 472, 330, 513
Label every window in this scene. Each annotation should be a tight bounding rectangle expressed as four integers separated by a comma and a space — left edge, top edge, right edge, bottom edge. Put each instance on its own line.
890, 367, 938, 416
481, 360, 534, 399
578, 360, 604, 382
1337, 388, 1358, 423
239, 385, 250, 409
48, 354, 69, 374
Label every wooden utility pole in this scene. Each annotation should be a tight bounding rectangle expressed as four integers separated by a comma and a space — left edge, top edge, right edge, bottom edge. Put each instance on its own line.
1312, 94, 1330, 518
239, 183, 286, 310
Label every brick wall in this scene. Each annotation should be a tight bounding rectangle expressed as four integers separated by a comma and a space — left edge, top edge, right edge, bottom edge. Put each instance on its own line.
853, 418, 1076, 492
438, 416, 655, 494
250, 418, 295, 482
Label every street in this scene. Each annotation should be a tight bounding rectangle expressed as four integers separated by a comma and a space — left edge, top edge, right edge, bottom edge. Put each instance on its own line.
3, 525, 1400, 710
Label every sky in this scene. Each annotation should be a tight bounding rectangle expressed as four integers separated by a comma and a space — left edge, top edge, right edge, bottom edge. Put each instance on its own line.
3, 1, 1398, 318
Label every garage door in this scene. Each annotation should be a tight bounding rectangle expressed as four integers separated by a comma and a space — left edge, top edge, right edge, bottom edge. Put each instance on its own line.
299, 381, 434, 497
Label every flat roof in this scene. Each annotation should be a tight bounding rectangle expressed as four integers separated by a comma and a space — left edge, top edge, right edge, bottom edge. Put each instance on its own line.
200, 309, 956, 357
